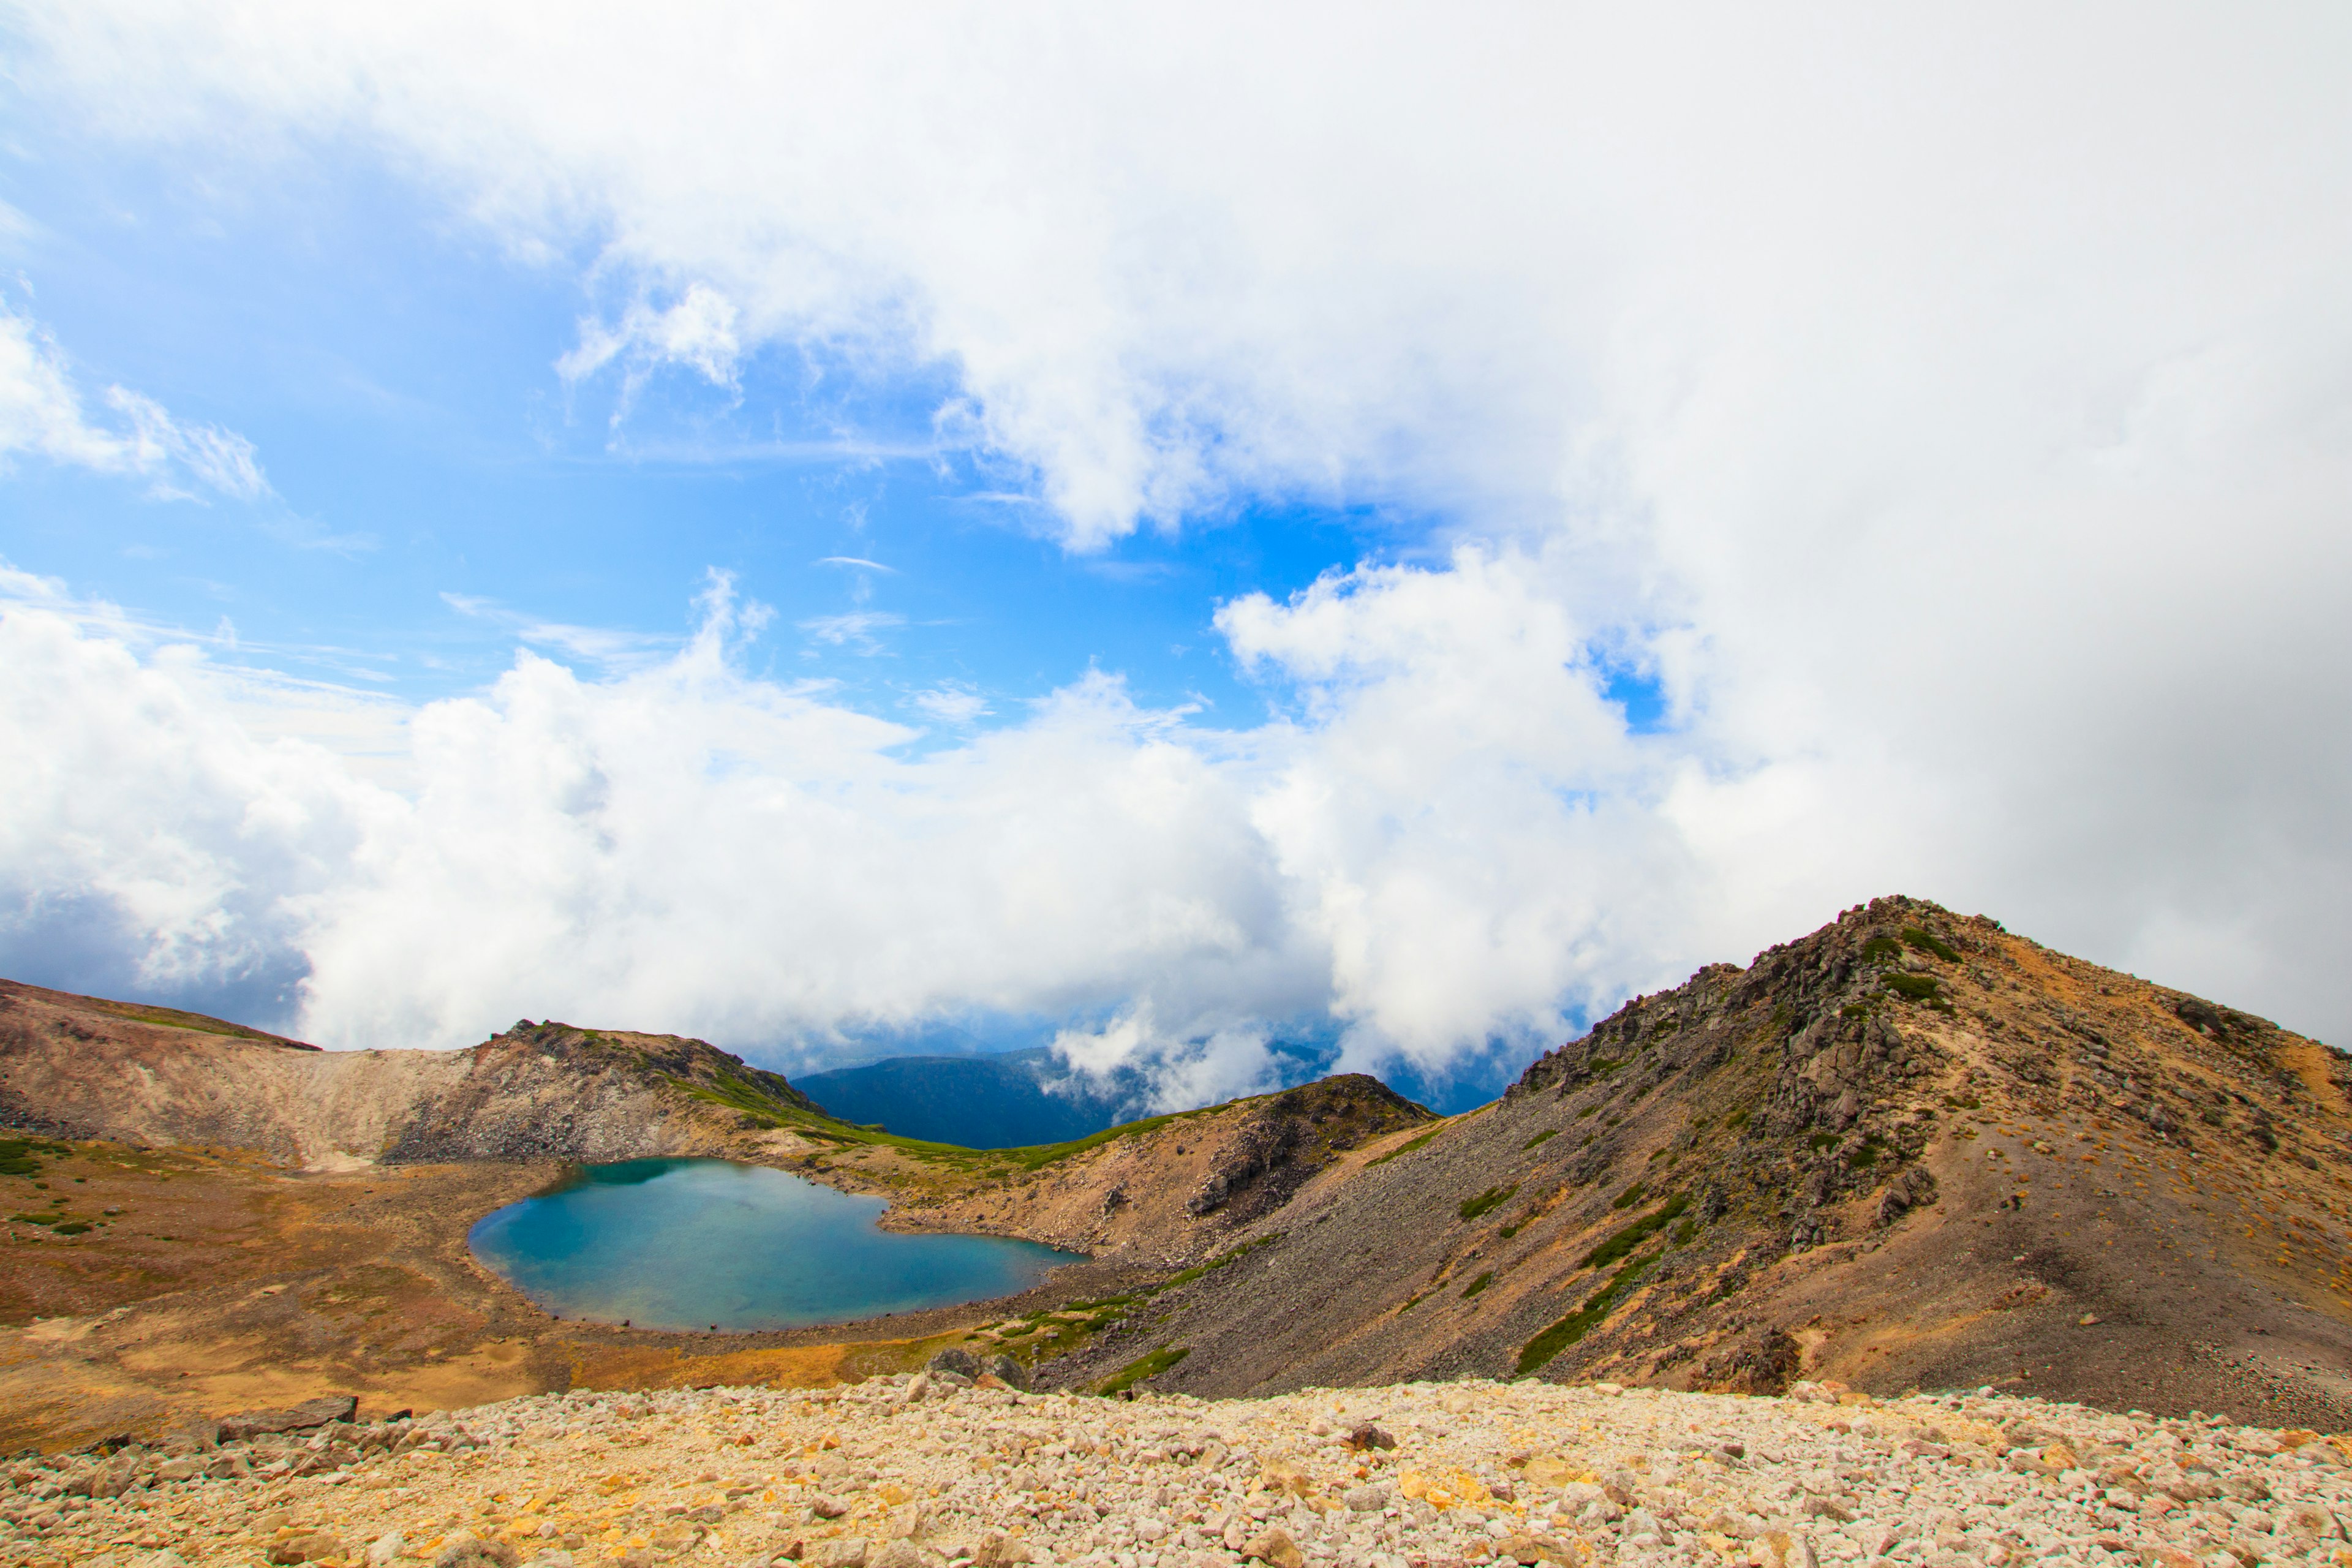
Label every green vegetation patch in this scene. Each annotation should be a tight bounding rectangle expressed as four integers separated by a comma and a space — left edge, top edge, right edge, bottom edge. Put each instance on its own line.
1498, 1223, 1521, 1240
1098, 1346, 1189, 1396
1881, 973, 1954, 1012
1159, 1234, 1277, 1290
1581, 1194, 1690, 1270
1839, 1003, 1872, 1020
1523, 1129, 1558, 1150
1368, 1128, 1442, 1168
1574, 1105, 1597, 1120
1610, 1182, 1646, 1210
1517, 1253, 1659, 1374
1670, 1218, 1699, 1246
1722, 1108, 1750, 1130
1807, 1131, 1839, 1150
1943, 1093, 1981, 1110
1586, 1057, 1625, 1079
1901, 927, 1960, 963
51, 1221, 91, 1236
1459, 1183, 1520, 1221
1847, 1132, 1885, 1170
1860, 934, 1902, 965
1460, 1271, 1494, 1299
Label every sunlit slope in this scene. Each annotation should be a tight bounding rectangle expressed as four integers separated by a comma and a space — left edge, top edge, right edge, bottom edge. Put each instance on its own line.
1031, 895, 2352, 1428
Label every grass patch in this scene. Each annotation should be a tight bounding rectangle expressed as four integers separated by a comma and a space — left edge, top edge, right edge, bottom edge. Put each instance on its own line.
1577, 1134, 1596, 1148
1723, 1108, 1749, 1130
1159, 1234, 1278, 1290
1523, 1129, 1558, 1150
1881, 973, 1954, 1012
1498, 1223, 1521, 1240
1860, 934, 1902, 965
1517, 1253, 1659, 1374
1901, 927, 1960, 963
1368, 1128, 1442, 1167
1610, 1182, 1646, 1210
51, 1221, 91, 1236
1098, 1346, 1189, 1395
1670, 1218, 1699, 1246
1581, 1194, 1690, 1269
1461, 1271, 1494, 1299
1574, 1105, 1597, 1120
1398, 1291, 1428, 1314
1943, 1093, 1981, 1110
1459, 1183, 1520, 1221
1840, 1003, 1872, 1020
1807, 1131, 1839, 1150
1847, 1145, 1879, 1169
1586, 1057, 1625, 1079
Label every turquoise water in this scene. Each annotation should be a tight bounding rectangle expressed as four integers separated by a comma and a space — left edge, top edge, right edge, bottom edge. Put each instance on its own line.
467, 1158, 1085, 1332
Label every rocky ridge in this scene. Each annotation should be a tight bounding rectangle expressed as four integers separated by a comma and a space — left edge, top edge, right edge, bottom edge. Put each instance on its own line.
0, 985, 819, 1171
1031, 899, 2352, 1426
7, 1372, 2351, 1568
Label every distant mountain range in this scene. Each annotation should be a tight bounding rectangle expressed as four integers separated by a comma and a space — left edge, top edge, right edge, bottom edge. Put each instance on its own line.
794, 1046, 1140, 1148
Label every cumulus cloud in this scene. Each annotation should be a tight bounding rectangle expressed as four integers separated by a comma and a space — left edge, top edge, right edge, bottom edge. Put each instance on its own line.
0, 296, 270, 499
2, 4, 2350, 1070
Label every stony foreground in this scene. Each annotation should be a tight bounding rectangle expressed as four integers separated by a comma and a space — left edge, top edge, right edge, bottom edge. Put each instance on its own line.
6, 1374, 2350, 1568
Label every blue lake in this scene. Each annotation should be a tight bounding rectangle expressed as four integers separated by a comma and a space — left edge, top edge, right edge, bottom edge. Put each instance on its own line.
467, 1158, 1085, 1332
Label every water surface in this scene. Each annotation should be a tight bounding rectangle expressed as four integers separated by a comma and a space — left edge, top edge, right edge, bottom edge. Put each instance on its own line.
468, 1158, 1084, 1332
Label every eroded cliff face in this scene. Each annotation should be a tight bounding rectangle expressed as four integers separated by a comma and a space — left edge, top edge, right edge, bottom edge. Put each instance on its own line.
1033, 897, 2352, 1428
0, 986, 816, 1170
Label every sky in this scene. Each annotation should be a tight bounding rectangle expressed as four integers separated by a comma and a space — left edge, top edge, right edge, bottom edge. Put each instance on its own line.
2, 4, 2348, 1112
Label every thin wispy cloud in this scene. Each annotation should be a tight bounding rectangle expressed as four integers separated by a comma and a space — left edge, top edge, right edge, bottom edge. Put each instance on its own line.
441, 592, 681, 669
911, 683, 990, 725
0, 295, 270, 502
797, 610, 904, 654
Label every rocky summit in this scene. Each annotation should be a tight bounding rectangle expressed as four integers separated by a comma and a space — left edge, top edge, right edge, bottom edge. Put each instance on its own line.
8, 1370, 2352, 1568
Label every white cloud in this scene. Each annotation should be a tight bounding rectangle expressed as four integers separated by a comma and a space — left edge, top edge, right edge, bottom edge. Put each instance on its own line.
4, 5, 2351, 1063
911, 684, 990, 726
557, 282, 743, 424
798, 610, 903, 654
0, 298, 270, 500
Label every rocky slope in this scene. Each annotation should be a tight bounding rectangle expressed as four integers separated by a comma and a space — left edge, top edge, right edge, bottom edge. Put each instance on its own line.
1033, 897, 2352, 1428
10, 1372, 2350, 1568
0, 983, 821, 1170
890, 1077, 1433, 1266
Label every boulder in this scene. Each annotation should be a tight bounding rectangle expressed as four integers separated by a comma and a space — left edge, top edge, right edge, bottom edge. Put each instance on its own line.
984, 1354, 1030, 1390
221, 1396, 360, 1442
925, 1348, 982, 1380
1242, 1530, 1303, 1568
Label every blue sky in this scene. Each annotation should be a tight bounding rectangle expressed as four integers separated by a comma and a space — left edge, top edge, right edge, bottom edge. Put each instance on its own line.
2, 5, 2348, 1114
0, 123, 1419, 729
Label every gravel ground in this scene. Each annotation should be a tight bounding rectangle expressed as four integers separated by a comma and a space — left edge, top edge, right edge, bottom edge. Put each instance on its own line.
6, 1375, 2348, 1568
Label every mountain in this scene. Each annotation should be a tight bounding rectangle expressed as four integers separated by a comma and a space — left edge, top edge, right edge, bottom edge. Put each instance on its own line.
7, 892, 2352, 1446
0, 981, 821, 1168
796, 1046, 1142, 1147
1014, 895, 2352, 1428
